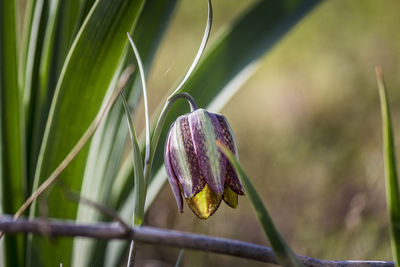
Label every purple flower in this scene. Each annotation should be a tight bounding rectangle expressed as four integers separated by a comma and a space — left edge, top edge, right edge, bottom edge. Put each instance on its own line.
164, 108, 244, 219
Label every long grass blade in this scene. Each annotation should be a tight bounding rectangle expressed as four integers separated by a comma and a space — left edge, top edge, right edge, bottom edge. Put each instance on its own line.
23, 0, 46, 187
17, 0, 35, 93
120, 93, 145, 226
127, 34, 150, 174
376, 67, 400, 265
0, 1, 26, 266
169, 0, 212, 96
24, 1, 90, 191
125, 34, 149, 267
38, 0, 61, 119
217, 141, 302, 267
55, 1, 87, 71
23, 0, 44, 120
26, 0, 62, 192
120, 92, 144, 267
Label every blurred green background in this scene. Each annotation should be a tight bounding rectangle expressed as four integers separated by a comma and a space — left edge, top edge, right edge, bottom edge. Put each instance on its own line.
132, 0, 400, 266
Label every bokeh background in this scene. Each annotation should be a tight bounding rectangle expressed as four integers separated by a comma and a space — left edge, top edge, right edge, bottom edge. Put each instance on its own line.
132, 0, 400, 266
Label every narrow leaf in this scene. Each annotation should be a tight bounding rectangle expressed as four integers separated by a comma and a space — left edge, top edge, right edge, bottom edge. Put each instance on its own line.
55, 0, 87, 71
127, 34, 150, 177
17, 0, 35, 94
120, 93, 145, 226
0, 1, 26, 266
24, 1, 88, 190
376, 67, 400, 265
27, 0, 62, 192
23, 0, 46, 186
217, 141, 302, 267
125, 34, 150, 267
170, 0, 212, 96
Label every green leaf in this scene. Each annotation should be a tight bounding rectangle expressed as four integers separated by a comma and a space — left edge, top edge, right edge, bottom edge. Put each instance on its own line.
120, 93, 145, 226
38, 0, 61, 131
120, 93, 145, 267
74, 0, 98, 35
376, 67, 400, 265
23, 1, 89, 190
27, 0, 145, 266
0, 1, 26, 266
17, 0, 35, 94
23, 0, 47, 185
26, 0, 62, 193
217, 142, 302, 267
55, 1, 87, 70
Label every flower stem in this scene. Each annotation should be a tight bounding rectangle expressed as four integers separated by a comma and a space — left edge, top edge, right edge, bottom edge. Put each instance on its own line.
143, 0, 212, 189
169, 0, 212, 96
143, 93, 198, 190
168, 92, 197, 111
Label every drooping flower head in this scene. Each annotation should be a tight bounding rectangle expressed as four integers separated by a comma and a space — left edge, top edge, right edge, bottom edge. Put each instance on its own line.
164, 108, 244, 219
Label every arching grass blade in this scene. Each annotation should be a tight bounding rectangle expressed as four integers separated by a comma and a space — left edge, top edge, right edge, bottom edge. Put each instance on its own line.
217, 141, 302, 267
376, 67, 400, 265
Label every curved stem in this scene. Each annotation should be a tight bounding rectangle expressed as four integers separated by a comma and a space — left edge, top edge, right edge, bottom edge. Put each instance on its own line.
141, 0, 213, 190
143, 93, 197, 189
141, 0, 211, 190
168, 92, 197, 112
170, 0, 212, 96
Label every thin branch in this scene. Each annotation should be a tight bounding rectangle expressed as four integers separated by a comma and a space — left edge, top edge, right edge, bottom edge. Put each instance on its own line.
0, 215, 393, 267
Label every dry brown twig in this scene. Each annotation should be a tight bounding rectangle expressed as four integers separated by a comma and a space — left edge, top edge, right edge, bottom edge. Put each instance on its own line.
0, 214, 394, 267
